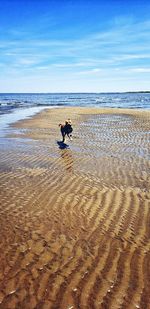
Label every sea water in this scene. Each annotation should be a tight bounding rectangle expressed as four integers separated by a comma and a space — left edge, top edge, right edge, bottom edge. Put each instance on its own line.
0, 93, 150, 133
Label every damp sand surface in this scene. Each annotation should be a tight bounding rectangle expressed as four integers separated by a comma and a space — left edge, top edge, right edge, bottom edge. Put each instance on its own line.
0, 107, 150, 309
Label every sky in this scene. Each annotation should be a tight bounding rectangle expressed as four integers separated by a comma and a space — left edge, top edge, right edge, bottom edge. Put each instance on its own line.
0, 0, 150, 93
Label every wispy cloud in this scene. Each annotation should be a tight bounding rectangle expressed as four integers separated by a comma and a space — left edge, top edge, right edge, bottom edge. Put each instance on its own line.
128, 67, 150, 73
0, 8, 150, 91
78, 68, 102, 75
1, 17, 150, 70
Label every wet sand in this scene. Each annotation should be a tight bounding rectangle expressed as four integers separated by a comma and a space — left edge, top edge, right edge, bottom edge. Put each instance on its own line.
0, 107, 150, 309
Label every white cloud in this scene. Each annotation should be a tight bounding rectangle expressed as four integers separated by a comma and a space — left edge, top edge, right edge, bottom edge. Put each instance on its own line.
78, 68, 102, 75
1, 16, 150, 91
128, 67, 150, 73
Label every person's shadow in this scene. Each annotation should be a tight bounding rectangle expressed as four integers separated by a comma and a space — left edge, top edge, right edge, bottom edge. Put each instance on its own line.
57, 141, 70, 149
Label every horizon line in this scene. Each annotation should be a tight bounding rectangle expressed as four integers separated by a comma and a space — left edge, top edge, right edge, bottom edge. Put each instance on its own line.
0, 91, 150, 94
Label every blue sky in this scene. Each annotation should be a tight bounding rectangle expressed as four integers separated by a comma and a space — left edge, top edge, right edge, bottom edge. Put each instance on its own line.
0, 0, 150, 92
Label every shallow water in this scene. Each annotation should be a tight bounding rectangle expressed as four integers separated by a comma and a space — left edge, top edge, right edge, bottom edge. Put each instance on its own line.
0, 106, 55, 137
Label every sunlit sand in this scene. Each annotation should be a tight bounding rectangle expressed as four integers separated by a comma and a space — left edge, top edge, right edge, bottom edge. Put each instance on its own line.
0, 107, 150, 309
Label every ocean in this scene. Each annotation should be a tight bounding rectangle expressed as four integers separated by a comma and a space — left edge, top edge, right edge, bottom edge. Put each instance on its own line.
0, 93, 150, 132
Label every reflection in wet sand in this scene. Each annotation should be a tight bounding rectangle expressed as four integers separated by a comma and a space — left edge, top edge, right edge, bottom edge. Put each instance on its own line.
60, 149, 73, 173
0, 107, 150, 309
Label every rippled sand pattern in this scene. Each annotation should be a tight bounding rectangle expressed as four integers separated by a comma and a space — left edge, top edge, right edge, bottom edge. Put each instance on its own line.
0, 108, 150, 309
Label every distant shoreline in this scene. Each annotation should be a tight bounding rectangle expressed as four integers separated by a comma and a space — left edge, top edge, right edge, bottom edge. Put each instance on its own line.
0, 91, 150, 94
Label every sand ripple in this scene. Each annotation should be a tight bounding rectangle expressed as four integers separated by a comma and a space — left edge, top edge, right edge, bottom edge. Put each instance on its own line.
0, 108, 150, 308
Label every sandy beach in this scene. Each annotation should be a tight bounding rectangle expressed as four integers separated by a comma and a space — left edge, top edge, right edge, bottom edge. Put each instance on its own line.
0, 107, 150, 309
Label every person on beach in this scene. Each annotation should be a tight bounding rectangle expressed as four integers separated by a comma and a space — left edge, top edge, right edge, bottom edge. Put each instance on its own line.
59, 119, 73, 142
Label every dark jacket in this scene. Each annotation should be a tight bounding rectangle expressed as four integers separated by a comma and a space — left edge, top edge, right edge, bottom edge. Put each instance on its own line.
64, 123, 73, 134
